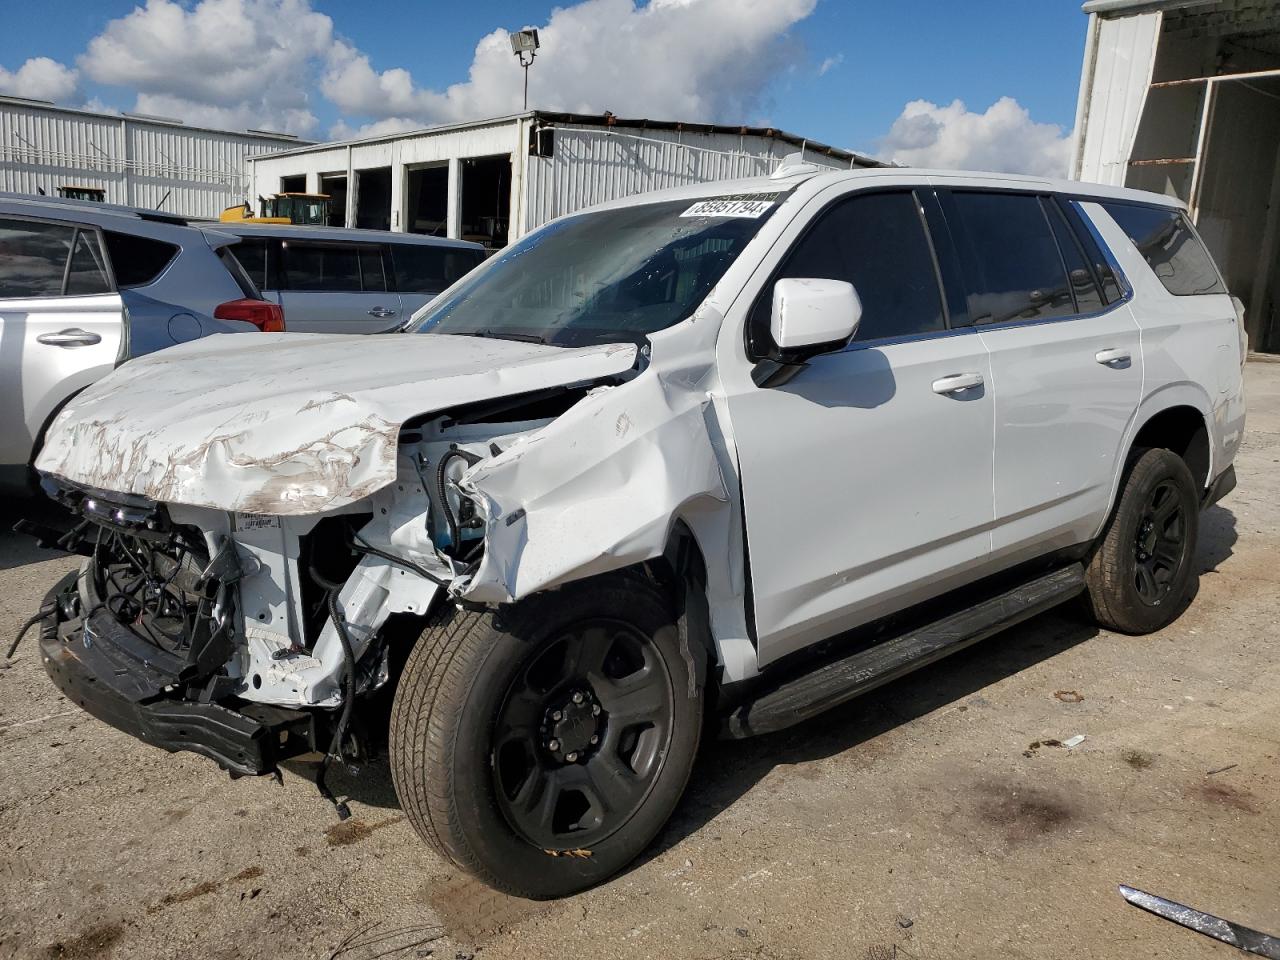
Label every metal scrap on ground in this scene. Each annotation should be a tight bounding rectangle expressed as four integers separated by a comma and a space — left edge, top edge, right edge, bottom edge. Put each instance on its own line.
1119, 885, 1280, 958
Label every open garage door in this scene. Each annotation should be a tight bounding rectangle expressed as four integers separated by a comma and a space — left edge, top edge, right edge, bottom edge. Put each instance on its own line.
354, 167, 392, 231
406, 164, 449, 236
460, 155, 511, 250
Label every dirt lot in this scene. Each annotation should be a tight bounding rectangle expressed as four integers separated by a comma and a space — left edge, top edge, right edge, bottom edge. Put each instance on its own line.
2, 364, 1277, 960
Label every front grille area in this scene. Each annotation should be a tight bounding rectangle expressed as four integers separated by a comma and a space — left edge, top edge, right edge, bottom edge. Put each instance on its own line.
43, 479, 241, 688
89, 523, 214, 658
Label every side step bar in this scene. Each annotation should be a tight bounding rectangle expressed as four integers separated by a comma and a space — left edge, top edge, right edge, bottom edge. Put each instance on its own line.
724, 563, 1086, 738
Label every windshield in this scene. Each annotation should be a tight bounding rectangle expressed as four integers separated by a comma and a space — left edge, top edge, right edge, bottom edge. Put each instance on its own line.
407, 194, 782, 346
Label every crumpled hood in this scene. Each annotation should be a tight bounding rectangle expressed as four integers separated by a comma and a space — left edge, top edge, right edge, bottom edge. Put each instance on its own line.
36, 332, 637, 514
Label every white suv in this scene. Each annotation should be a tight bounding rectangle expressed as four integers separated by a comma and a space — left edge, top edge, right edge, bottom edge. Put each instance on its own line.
27, 161, 1245, 899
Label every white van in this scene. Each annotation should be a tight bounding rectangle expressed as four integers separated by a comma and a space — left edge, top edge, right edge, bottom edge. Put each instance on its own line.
210, 224, 485, 333
28, 160, 1246, 899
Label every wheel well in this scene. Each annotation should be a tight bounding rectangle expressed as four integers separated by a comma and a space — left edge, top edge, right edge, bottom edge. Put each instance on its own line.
645, 521, 714, 694
1130, 405, 1210, 488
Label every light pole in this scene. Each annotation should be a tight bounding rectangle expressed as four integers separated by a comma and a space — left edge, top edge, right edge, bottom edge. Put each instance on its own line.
509, 28, 540, 110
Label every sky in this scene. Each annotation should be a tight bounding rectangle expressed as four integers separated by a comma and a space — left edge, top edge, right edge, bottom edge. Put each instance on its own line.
0, 0, 1091, 176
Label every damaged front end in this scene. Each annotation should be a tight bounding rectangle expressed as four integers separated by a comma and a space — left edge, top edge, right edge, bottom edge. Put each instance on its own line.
22, 188, 774, 817
34, 487, 321, 777
27, 324, 739, 787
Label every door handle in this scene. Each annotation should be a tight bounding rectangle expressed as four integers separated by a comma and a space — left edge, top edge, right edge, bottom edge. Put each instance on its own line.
367, 306, 397, 318
1095, 347, 1131, 366
37, 328, 102, 347
932, 372, 984, 395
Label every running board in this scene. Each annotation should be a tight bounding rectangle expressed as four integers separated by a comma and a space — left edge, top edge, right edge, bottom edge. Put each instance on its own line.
724, 563, 1086, 738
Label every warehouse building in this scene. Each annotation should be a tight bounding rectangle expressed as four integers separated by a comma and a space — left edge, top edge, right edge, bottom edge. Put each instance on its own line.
1072, 0, 1280, 352
246, 111, 881, 251
0, 95, 309, 219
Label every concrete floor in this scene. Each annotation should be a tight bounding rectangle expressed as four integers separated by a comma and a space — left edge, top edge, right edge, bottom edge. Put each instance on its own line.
1, 365, 1277, 960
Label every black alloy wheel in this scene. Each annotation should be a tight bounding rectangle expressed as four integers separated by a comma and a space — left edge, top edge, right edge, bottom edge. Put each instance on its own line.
390, 572, 704, 898
492, 619, 674, 850
1131, 478, 1191, 606
1084, 446, 1200, 634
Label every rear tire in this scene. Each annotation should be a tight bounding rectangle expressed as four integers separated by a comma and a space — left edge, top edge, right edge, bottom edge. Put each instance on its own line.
389, 573, 703, 898
1084, 447, 1199, 634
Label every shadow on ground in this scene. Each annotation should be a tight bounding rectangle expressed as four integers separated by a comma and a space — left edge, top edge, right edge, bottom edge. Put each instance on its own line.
319, 510, 1241, 862
0, 493, 74, 572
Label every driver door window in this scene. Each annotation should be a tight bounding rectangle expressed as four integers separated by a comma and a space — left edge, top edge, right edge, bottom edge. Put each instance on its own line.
749, 191, 946, 353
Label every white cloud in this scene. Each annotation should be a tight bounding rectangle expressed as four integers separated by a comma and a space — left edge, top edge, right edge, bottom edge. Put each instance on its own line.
15, 0, 820, 138
817, 53, 843, 76
327, 116, 428, 141
0, 57, 79, 102
877, 97, 1072, 178
322, 0, 817, 128
78, 0, 335, 134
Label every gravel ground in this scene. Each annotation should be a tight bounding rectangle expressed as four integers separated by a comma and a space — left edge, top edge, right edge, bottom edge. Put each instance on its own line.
1, 364, 1277, 960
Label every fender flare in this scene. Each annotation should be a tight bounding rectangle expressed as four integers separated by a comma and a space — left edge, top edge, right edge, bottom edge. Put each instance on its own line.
1094, 382, 1214, 540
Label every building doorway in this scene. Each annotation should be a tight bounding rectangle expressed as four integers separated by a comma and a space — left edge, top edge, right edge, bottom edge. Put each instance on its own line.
321, 173, 348, 227
355, 167, 392, 231
406, 164, 449, 236
460, 154, 511, 249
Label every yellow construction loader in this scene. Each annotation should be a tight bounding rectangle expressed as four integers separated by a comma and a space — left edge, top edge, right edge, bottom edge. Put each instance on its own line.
220, 193, 332, 225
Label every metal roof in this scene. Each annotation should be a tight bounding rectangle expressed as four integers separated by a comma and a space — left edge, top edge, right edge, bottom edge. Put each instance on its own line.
246, 110, 882, 168
1081, 0, 1216, 16
0, 94, 311, 144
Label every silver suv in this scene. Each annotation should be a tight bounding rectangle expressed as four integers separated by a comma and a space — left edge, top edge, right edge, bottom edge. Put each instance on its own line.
211, 224, 485, 333
0, 194, 271, 495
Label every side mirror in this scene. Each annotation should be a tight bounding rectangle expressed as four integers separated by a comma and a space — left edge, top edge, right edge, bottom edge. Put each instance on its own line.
770, 278, 862, 357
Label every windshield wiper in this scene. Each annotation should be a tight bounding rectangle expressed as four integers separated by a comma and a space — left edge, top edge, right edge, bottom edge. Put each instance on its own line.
449, 329, 549, 345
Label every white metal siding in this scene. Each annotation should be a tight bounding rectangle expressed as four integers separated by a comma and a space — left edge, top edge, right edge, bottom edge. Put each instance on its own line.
1074, 11, 1164, 183
523, 124, 853, 231
0, 102, 302, 218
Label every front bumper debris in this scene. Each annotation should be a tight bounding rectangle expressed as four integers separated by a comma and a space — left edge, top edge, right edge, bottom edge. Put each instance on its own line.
37, 569, 316, 777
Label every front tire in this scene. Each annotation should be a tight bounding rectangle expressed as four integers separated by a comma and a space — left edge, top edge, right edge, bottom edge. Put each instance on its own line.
1084, 447, 1200, 634
389, 573, 703, 898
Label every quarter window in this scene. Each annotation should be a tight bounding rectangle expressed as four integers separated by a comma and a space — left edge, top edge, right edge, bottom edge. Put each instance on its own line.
948, 192, 1075, 325
1099, 202, 1226, 296
102, 231, 178, 288
753, 191, 946, 349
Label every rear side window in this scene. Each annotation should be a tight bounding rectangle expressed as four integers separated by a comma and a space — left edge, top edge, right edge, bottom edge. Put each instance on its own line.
0, 219, 76, 297
102, 231, 178, 288
752, 191, 945, 347
284, 241, 386, 292
392, 244, 485, 293
947, 192, 1074, 325
65, 231, 112, 295
0, 218, 112, 298
1099, 202, 1225, 296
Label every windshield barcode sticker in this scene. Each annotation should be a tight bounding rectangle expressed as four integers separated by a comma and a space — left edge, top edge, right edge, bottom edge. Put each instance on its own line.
680, 194, 779, 219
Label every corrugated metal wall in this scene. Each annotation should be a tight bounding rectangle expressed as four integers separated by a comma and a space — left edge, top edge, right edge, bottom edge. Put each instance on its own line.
1073, 12, 1164, 183
524, 124, 855, 229
0, 102, 301, 218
